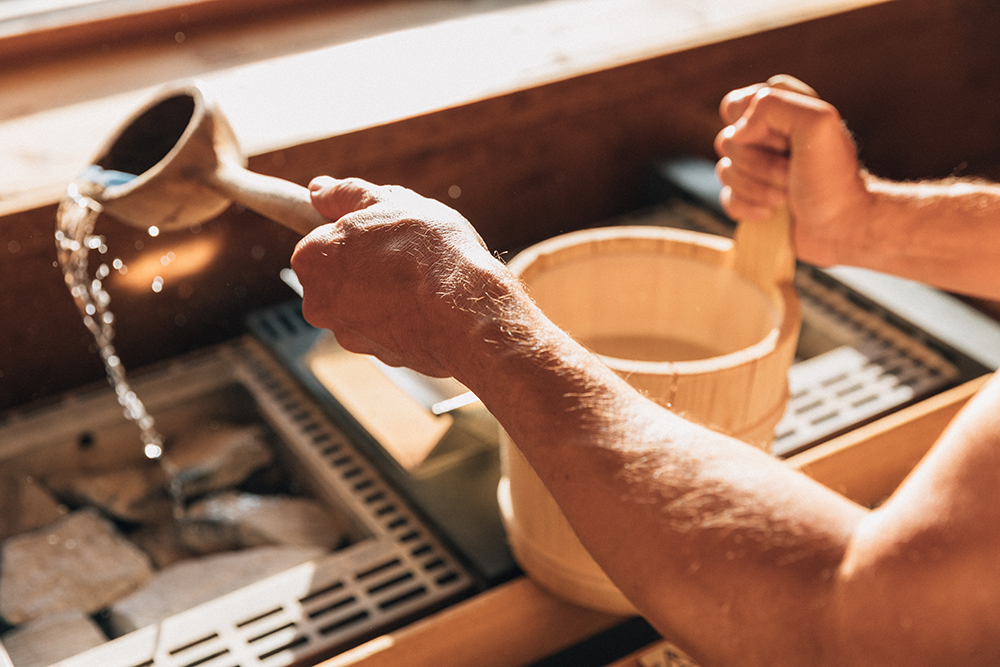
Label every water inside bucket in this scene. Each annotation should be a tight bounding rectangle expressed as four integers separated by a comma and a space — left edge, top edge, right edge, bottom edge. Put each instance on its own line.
580, 334, 722, 363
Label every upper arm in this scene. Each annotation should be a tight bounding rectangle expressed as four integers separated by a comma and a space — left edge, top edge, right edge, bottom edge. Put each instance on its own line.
833, 372, 1000, 665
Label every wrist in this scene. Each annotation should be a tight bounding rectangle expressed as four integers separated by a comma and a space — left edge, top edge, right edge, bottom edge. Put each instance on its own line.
801, 169, 881, 269
430, 259, 539, 378
441, 261, 626, 420
838, 170, 887, 266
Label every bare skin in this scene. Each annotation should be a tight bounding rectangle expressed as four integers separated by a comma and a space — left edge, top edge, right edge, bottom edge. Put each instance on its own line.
291, 81, 1000, 666
715, 83, 1000, 298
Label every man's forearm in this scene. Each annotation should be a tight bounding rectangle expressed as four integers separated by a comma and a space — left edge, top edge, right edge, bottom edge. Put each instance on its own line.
836, 174, 1000, 300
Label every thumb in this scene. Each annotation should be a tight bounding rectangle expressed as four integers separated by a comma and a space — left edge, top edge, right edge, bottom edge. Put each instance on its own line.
308, 176, 382, 220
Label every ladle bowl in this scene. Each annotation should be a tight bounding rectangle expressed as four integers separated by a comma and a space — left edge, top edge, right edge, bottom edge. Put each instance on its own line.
89, 80, 326, 235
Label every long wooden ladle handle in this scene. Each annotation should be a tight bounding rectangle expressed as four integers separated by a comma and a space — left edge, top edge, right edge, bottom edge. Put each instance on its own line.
209, 161, 330, 236
732, 75, 818, 289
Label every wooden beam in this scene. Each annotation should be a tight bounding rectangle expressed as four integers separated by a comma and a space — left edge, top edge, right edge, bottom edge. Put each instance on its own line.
787, 375, 990, 507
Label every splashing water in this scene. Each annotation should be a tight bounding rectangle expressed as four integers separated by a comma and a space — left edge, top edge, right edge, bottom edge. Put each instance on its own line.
56, 169, 184, 516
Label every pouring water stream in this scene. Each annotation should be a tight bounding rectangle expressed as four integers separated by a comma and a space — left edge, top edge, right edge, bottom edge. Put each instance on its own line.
56, 167, 185, 518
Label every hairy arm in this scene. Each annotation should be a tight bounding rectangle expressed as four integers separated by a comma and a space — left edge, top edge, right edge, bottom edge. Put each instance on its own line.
454, 277, 1000, 667
852, 176, 1000, 297
291, 175, 1000, 666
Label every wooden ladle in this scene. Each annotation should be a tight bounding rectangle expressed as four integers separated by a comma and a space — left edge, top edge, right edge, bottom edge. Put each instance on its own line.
86, 80, 326, 236
732, 74, 818, 289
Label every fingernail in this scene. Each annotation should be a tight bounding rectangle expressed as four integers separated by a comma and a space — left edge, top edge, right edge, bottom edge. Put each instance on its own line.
309, 176, 336, 193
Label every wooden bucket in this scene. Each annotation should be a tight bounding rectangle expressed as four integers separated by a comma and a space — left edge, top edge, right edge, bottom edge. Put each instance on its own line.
497, 225, 800, 614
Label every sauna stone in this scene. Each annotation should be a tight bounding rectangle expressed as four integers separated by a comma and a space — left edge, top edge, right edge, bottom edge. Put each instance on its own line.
162, 423, 274, 499
180, 491, 344, 553
106, 545, 324, 636
0, 509, 154, 624
1, 610, 107, 667
129, 522, 200, 569
49, 464, 172, 523
0, 466, 65, 542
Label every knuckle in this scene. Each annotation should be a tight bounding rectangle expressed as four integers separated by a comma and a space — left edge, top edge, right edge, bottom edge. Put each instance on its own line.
713, 130, 731, 157
299, 296, 324, 329
289, 241, 314, 275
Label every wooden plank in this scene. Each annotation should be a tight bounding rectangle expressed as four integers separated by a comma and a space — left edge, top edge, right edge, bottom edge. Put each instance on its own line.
306, 339, 454, 471
786, 374, 990, 506
0, 0, 320, 59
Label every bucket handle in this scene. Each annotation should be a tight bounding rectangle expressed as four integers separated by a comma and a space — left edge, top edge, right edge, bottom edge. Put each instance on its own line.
732, 75, 818, 289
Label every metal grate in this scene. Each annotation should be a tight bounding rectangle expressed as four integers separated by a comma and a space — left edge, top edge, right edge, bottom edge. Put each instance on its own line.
247, 300, 519, 586
771, 270, 959, 456
0, 338, 472, 667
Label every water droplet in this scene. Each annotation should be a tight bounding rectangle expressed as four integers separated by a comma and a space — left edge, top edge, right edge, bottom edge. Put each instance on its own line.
144, 443, 163, 459
148, 226, 160, 237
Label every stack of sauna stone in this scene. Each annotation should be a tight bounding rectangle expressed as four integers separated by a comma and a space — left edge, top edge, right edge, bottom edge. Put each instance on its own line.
0, 422, 348, 667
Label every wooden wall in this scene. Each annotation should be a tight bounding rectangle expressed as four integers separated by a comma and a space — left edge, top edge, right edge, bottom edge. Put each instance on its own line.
2, 0, 999, 412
